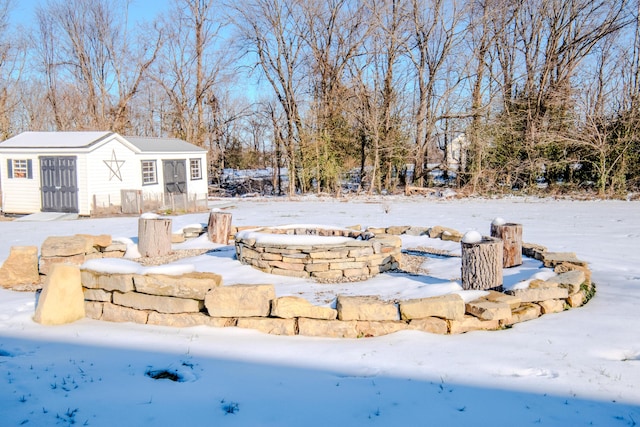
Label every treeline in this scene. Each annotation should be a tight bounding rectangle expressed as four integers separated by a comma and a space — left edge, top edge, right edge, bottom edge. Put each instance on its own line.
0, 0, 639, 197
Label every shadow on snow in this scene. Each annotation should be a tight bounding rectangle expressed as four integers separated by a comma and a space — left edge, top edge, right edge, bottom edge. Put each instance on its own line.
0, 333, 638, 427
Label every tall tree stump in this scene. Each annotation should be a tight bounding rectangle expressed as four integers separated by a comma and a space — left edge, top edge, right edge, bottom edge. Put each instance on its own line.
208, 211, 233, 244
490, 222, 523, 268
138, 217, 172, 257
461, 236, 503, 291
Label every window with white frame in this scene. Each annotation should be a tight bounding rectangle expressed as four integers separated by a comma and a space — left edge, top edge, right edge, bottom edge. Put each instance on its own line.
7, 159, 32, 179
141, 160, 157, 185
190, 158, 202, 180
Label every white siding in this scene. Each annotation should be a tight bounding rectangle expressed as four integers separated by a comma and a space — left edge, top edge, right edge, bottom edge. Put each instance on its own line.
0, 133, 207, 216
86, 144, 208, 214
0, 154, 42, 214
140, 152, 209, 197
187, 154, 209, 195
189, 153, 209, 195
84, 138, 140, 213
75, 155, 90, 215
137, 156, 163, 195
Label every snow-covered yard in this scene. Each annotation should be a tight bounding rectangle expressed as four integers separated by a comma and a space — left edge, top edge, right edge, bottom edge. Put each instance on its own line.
1, 196, 639, 426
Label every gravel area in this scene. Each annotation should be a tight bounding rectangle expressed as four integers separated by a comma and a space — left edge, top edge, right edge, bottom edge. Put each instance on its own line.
399, 246, 460, 275
135, 249, 211, 266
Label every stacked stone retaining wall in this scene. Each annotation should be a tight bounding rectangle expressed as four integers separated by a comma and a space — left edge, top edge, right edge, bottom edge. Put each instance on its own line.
234, 226, 402, 282
82, 266, 593, 337
80, 224, 594, 338
39, 234, 127, 276
0, 224, 594, 337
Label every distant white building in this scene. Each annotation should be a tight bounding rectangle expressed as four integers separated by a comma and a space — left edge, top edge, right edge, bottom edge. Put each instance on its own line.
446, 133, 468, 172
0, 131, 207, 216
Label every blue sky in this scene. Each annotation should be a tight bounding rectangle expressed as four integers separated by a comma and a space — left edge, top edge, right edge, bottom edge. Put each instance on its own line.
10, 0, 172, 29
6, 0, 260, 100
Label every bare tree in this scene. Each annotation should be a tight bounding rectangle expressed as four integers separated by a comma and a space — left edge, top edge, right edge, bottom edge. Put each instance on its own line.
633, 0, 640, 112
374, 0, 411, 191
5, 0, 638, 196
230, 0, 307, 195
154, 0, 234, 148
209, 94, 253, 176
0, 0, 26, 138
535, 0, 628, 122
348, 52, 383, 193
465, 0, 633, 192
462, 0, 526, 191
594, 0, 640, 193
407, 0, 466, 186
562, 45, 633, 196
34, 0, 160, 132
265, 101, 286, 195
348, 0, 410, 193
34, 10, 67, 130
300, 0, 370, 193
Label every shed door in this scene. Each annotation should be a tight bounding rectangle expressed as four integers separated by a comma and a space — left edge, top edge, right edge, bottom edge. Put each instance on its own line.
40, 156, 79, 213
163, 160, 187, 194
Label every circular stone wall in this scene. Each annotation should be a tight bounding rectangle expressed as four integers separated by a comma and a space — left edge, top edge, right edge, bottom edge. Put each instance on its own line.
235, 226, 402, 282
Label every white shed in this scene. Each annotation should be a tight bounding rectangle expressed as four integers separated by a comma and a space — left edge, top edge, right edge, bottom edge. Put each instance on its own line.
0, 131, 208, 216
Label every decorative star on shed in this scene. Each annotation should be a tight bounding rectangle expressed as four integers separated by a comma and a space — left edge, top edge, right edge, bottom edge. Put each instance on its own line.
104, 149, 125, 181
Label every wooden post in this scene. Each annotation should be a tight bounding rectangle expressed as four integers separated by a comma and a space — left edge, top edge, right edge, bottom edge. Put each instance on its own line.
490, 222, 523, 268
461, 236, 503, 291
138, 217, 172, 257
208, 211, 233, 244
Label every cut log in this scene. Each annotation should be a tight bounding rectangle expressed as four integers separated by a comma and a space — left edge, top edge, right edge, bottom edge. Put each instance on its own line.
208, 211, 233, 244
490, 223, 523, 268
138, 218, 172, 257
461, 236, 503, 291
404, 185, 432, 196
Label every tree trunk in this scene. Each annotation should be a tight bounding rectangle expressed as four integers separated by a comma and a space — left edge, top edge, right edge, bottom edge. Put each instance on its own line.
461, 236, 503, 291
138, 218, 172, 257
208, 211, 233, 244
490, 223, 523, 268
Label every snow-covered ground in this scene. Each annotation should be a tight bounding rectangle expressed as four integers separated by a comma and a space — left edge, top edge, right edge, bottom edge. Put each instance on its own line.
1, 196, 639, 426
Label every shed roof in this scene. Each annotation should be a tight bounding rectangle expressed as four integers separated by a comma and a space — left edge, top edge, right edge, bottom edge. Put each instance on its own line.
0, 131, 205, 153
125, 136, 206, 153
0, 131, 113, 149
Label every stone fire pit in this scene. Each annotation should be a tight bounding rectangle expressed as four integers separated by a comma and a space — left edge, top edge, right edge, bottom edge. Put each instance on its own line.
234, 225, 402, 282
